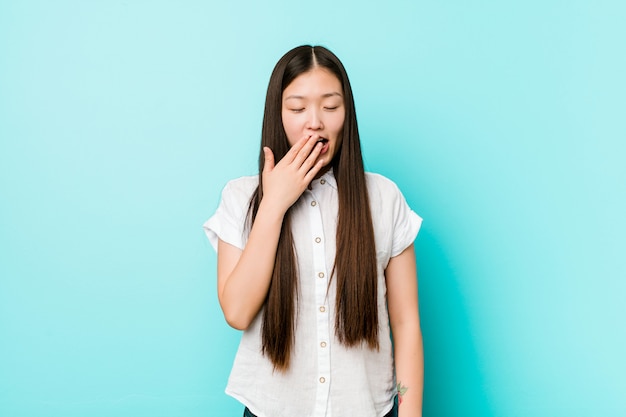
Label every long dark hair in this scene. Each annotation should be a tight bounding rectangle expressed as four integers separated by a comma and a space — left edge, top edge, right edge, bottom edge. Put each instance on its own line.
248, 45, 378, 371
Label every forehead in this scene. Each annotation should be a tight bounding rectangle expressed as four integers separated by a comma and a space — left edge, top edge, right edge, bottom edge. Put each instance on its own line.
283, 67, 342, 98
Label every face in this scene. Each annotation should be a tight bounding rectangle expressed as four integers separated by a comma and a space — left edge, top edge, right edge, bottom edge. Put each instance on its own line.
281, 67, 345, 168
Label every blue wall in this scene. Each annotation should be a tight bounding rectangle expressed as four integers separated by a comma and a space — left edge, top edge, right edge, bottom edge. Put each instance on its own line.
1, 1, 624, 416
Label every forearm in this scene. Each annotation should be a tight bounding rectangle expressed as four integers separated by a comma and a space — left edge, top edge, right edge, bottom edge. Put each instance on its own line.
394, 321, 424, 417
218, 199, 286, 329
218, 136, 325, 329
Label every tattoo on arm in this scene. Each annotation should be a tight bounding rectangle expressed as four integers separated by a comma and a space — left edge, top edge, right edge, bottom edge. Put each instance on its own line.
397, 382, 408, 405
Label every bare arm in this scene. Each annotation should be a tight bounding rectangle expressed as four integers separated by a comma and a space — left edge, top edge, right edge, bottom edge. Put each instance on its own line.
386, 243, 424, 417
217, 135, 325, 330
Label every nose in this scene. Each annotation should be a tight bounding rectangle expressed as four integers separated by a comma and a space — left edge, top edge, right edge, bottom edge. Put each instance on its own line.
306, 109, 324, 131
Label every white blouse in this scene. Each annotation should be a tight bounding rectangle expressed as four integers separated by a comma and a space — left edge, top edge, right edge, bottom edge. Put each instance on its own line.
204, 170, 422, 417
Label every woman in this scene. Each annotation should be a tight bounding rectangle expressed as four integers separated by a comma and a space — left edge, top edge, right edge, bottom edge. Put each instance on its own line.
204, 45, 423, 417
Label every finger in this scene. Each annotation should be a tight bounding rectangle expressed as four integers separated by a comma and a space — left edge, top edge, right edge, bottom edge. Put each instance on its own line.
263, 147, 275, 173
293, 134, 320, 166
299, 141, 324, 173
303, 159, 326, 183
282, 135, 311, 163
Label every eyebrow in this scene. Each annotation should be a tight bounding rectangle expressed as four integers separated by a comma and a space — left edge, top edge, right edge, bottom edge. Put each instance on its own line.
284, 92, 343, 100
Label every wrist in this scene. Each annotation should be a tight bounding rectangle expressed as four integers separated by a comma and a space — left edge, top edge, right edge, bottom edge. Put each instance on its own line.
257, 198, 289, 223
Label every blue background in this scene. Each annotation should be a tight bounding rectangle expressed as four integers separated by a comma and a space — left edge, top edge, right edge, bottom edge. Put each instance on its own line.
1, 1, 625, 416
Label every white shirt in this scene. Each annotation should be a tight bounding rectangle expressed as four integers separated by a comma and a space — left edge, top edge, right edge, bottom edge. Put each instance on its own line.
204, 170, 422, 417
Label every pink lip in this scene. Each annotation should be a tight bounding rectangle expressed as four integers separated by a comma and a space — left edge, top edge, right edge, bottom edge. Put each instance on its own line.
316, 137, 329, 155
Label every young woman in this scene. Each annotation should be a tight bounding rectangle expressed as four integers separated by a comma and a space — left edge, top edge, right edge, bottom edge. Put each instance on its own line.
204, 45, 423, 417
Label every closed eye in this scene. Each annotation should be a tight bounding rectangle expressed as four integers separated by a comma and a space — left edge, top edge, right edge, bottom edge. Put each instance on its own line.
290, 108, 305, 113
324, 106, 339, 111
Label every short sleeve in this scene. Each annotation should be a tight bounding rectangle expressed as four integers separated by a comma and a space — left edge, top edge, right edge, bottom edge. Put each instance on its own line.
389, 181, 422, 257
203, 178, 256, 252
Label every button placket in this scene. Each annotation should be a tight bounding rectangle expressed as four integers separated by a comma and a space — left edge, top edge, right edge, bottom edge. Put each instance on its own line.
307, 191, 331, 416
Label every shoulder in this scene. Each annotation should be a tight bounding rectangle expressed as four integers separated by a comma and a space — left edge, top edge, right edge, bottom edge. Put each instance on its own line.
222, 175, 258, 198
224, 174, 258, 188
365, 172, 414, 217
365, 172, 403, 198
365, 172, 422, 256
217, 175, 259, 213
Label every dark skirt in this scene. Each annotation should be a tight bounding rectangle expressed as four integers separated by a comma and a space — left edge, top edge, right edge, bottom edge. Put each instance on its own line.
243, 398, 398, 417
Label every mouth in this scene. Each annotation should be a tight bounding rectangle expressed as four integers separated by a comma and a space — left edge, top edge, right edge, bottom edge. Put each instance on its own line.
316, 137, 330, 155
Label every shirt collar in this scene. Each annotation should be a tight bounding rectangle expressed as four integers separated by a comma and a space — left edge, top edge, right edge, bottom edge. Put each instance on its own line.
313, 167, 337, 190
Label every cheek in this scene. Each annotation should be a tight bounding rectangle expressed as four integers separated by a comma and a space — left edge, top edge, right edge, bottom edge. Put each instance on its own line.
281, 113, 299, 146
331, 112, 346, 137
282, 114, 303, 145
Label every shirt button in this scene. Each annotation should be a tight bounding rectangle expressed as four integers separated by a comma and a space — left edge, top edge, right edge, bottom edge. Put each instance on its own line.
315, 237, 321, 243
320, 179, 326, 185
320, 341, 327, 348
311, 201, 317, 207
318, 272, 325, 278
319, 306, 326, 313
319, 377, 326, 383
